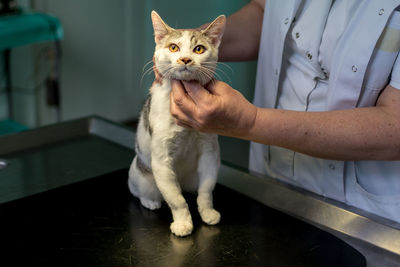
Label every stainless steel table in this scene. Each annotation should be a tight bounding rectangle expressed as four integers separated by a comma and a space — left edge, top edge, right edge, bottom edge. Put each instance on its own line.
0, 116, 398, 266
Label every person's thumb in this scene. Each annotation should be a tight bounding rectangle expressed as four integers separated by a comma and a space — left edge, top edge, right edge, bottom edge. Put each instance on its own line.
181, 81, 210, 103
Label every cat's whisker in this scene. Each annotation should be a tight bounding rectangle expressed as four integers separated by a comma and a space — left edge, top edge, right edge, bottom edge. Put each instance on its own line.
197, 68, 215, 84
197, 65, 219, 83
140, 63, 177, 87
214, 67, 232, 84
141, 61, 169, 77
201, 63, 232, 84
202, 62, 234, 83
163, 66, 178, 80
142, 60, 154, 72
217, 62, 234, 73
202, 61, 234, 74
140, 69, 154, 87
213, 73, 224, 82
140, 67, 157, 87
196, 71, 209, 85
142, 66, 155, 77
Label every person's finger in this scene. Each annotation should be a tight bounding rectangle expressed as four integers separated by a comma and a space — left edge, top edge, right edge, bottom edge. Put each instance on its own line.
204, 78, 218, 94
205, 79, 226, 96
170, 97, 192, 123
171, 103, 198, 129
182, 81, 211, 104
171, 80, 197, 114
171, 79, 188, 98
175, 119, 194, 129
170, 85, 198, 127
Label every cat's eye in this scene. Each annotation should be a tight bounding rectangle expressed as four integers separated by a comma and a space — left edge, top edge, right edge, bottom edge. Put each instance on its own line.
193, 45, 206, 54
169, 43, 179, 52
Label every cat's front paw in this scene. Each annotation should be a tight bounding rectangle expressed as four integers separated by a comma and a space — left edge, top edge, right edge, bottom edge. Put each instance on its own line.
170, 221, 193, 237
199, 209, 221, 225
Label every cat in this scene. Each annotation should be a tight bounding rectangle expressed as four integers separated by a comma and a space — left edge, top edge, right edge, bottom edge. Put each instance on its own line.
128, 11, 226, 237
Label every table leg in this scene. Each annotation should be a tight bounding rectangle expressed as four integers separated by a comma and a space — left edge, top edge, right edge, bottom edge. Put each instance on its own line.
55, 41, 62, 122
4, 49, 12, 119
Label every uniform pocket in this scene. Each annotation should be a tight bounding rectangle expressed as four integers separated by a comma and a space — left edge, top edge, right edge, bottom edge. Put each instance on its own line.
345, 161, 400, 222
354, 162, 400, 206
354, 179, 400, 206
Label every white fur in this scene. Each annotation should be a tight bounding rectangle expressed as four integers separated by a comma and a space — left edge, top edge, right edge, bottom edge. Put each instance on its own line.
128, 80, 221, 236
128, 12, 225, 237
153, 30, 219, 85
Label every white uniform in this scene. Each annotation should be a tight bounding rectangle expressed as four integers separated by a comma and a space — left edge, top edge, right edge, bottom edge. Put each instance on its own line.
250, 0, 400, 222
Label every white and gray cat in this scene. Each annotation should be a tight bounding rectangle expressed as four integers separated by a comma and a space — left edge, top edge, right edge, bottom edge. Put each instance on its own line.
128, 11, 226, 237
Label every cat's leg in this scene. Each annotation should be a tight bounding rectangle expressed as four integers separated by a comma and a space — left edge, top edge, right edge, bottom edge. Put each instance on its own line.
197, 136, 221, 225
128, 156, 162, 210
151, 156, 193, 237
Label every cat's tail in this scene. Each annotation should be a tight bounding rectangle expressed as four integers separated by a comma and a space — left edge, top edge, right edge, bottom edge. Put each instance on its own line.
128, 156, 141, 197
128, 156, 162, 210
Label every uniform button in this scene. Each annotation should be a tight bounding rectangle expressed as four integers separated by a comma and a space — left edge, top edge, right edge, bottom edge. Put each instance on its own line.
352, 65, 358, 72
321, 68, 328, 78
284, 18, 289, 25
329, 164, 335, 170
295, 32, 300, 39
379, 8, 385, 15
306, 52, 312, 60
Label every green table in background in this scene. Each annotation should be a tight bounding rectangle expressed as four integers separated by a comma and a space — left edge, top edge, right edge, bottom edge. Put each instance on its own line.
0, 119, 27, 135
0, 11, 63, 135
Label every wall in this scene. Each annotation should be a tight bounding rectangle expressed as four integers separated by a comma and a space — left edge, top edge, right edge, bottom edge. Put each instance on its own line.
29, 0, 256, 125
0, 0, 255, 167
31, 0, 143, 124
1, 0, 256, 128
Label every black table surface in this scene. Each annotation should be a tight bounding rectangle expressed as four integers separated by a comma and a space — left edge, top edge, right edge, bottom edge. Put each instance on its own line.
0, 169, 365, 267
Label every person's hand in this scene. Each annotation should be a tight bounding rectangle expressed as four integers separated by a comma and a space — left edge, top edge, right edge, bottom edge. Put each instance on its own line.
170, 79, 258, 138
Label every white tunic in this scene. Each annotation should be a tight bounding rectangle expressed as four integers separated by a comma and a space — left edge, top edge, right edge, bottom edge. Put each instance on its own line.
250, 0, 400, 223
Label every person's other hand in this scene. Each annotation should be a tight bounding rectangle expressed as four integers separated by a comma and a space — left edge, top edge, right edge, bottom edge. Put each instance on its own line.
170, 79, 257, 138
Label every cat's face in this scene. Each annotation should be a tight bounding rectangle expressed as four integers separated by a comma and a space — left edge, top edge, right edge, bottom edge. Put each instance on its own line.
151, 11, 226, 85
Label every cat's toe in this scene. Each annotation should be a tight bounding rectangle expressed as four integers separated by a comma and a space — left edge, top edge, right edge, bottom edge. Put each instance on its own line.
170, 221, 193, 237
140, 198, 161, 210
200, 209, 221, 225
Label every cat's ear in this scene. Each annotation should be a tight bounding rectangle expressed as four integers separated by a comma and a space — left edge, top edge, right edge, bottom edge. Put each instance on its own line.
202, 15, 226, 47
151, 11, 172, 43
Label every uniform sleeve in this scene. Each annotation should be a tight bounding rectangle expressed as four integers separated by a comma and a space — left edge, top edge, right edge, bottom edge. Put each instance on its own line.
389, 53, 400, 89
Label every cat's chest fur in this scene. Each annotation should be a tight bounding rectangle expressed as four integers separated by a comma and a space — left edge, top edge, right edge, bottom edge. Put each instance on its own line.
150, 80, 193, 137
149, 80, 204, 175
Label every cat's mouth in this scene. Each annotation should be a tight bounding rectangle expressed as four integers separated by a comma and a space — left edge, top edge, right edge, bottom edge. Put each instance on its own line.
178, 66, 192, 73
169, 65, 201, 82
176, 66, 195, 79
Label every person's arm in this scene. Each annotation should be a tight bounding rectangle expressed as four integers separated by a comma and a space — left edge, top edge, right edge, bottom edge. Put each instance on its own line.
170, 80, 400, 161
250, 85, 400, 160
218, 0, 265, 61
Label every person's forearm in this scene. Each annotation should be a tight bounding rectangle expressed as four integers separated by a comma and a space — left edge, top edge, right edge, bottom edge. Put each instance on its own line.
246, 106, 400, 161
218, 0, 264, 61
170, 79, 400, 161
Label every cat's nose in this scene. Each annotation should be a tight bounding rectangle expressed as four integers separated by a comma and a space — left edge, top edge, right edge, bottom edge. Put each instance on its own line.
178, 57, 192, 65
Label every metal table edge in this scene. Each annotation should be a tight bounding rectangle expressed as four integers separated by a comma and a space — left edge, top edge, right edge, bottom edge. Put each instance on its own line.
217, 164, 400, 263
0, 116, 135, 156
1, 116, 399, 264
